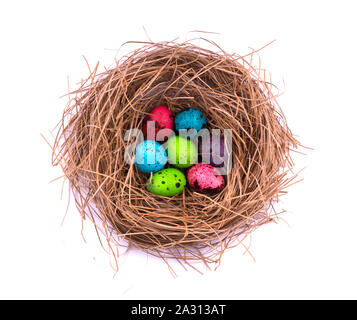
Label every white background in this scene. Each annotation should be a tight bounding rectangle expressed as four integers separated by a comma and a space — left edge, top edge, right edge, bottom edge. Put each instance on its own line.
0, 0, 356, 299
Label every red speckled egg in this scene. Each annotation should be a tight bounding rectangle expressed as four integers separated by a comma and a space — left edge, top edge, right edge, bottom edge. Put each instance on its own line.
143, 105, 174, 141
187, 163, 225, 193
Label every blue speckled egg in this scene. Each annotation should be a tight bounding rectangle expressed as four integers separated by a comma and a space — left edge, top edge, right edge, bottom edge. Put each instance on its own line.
174, 108, 207, 132
135, 140, 167, 173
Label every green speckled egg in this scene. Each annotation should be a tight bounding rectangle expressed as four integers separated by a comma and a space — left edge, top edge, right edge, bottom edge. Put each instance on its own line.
167, 136, 198, 168
146, 168, 186, 196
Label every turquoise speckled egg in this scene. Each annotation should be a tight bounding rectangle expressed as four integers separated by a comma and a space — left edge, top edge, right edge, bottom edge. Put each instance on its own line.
174, 108, 207, 132
146, 168, 186, 196
134, 140, 167, 173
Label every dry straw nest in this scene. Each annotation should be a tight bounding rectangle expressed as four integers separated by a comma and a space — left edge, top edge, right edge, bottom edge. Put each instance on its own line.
52, 40, 300, 269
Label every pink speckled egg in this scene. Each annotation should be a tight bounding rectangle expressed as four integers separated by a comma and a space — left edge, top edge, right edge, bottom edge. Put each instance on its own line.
187, 163, 225, 193
142, 105, 174, 141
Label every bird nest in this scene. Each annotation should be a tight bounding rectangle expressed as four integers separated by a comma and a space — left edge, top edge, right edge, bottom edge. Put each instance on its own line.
52, 40, 300, 271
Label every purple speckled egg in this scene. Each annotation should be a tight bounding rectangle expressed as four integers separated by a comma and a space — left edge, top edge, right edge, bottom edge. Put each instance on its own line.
187, 163, 225, 194
199, 136, 228, 167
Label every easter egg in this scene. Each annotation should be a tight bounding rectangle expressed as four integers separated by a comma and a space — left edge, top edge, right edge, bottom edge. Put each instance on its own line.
187, 163, 225, 193
174, 107, 206, 132
142, 105, 174, 141
199, 136, 228, 167
134, 140, 167, 173
146, 168, 186, 196
167, 136, 198, 168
